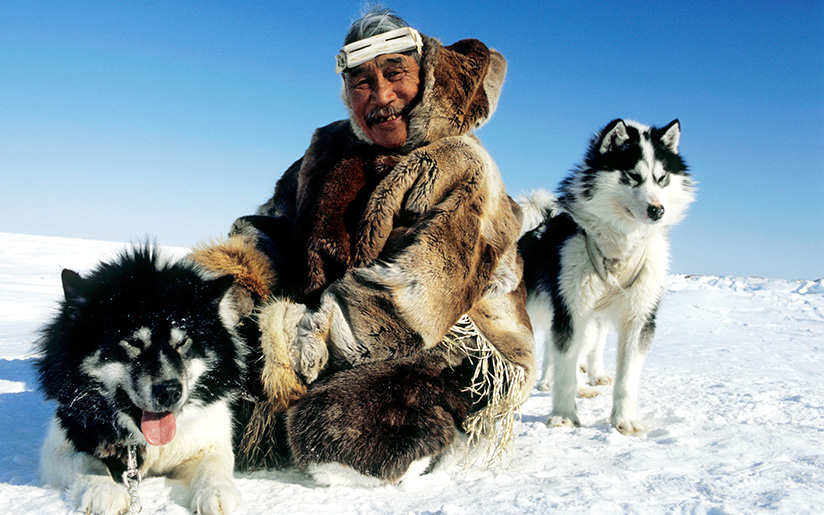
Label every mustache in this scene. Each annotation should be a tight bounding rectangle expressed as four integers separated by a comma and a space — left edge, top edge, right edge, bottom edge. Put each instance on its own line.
365, 104, 409, 125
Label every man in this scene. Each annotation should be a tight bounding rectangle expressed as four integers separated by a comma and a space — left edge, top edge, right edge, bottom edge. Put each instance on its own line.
193, 8, 535, 484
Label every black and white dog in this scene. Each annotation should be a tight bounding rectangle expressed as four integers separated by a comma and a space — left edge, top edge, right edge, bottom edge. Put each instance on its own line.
36, 247, 246, 514
518, 119, 695, 435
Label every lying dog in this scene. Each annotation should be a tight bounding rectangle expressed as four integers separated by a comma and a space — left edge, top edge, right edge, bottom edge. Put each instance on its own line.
519, 119, 695, 435
36, 247, 246, 514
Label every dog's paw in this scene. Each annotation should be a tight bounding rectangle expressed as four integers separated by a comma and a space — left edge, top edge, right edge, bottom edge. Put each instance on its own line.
577, 385, 600, 399
74, 477, 131, 515
536, 380, 552, 392
190, 482, 241, 515
588, 374, 614, 386
546, 413, 580, 428
612, 417, 648, 436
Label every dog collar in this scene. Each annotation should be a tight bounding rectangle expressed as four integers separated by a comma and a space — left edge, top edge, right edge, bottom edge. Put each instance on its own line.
585, 233, 647, 291
335, 27, 423, 74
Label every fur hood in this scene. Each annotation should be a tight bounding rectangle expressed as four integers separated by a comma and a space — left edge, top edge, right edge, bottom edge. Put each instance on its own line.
344, 36, 507, 153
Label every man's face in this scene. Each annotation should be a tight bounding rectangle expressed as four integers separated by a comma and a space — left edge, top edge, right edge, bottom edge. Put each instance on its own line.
346, 53, 421, 149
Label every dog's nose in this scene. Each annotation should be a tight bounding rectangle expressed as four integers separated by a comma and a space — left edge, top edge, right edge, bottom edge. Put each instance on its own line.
153, 380, 183, 409
647, 204, 665, 221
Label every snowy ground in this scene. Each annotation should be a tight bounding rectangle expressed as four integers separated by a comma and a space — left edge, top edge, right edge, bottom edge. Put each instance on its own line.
1, 231, 822, 514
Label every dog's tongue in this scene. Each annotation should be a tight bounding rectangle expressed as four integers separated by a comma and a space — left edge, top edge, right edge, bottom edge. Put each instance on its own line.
141, 411, 176, 446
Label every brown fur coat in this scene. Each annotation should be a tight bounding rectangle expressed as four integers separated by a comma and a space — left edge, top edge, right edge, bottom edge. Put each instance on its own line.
194, 35, 535, 473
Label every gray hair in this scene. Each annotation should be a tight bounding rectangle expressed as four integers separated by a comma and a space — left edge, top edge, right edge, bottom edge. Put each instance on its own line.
342, 7, 421, 66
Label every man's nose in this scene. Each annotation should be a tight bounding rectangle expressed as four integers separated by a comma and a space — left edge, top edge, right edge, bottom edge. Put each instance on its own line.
372, 76, 397, 105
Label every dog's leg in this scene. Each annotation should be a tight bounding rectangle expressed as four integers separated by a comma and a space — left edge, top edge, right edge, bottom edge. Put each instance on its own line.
536, 330, 553, 392
174, 404, 241, 515
547, 315, 584, 427
586, 318, 613, 387
40, 417, 131, 515
527, 297, 554, 392
576, 319, 603, 399
611, 317, 651, 436
184, 449, 241, 515
548, 344, 580, 426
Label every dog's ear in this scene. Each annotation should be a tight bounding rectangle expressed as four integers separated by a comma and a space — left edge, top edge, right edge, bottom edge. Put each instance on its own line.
598, 119, 629, 154
659, 119, 681, 154
61, 269, 86, 301
204, 274, 235, 304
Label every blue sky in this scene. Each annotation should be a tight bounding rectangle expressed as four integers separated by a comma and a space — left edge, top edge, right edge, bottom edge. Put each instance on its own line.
1, 1, 822, 280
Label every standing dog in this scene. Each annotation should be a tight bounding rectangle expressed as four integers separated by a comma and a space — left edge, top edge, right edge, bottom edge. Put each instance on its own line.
518, 119, 695, 435
36, 247, 246, 514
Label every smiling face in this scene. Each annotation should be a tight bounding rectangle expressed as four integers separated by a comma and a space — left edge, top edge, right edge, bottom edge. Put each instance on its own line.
345, 53, 421, 149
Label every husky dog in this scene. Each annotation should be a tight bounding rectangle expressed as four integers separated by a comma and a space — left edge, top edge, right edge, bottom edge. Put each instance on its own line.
518, 119, 695, 435
35, 247, 246, 515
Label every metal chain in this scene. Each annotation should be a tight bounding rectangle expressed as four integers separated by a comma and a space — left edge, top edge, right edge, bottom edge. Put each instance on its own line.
121, 445, 143, 514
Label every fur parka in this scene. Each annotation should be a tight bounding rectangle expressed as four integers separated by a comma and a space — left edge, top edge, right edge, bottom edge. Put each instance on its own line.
193, 35, 535, 478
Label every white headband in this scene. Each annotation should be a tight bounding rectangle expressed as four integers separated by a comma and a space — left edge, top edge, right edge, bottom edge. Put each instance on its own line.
335, 27, 423, 74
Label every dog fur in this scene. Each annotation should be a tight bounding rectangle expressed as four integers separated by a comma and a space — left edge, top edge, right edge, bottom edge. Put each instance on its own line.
35, 247, 246, 514
518, 119, 695, 435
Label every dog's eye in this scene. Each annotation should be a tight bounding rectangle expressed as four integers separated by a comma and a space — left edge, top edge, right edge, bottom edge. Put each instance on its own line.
657, 173, 670, 185
171, 336, 193, 352
169, 327, 192, 352
621, 171, 642, 185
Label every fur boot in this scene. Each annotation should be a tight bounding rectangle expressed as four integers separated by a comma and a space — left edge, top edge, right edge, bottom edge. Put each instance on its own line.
286, 349, 476, 484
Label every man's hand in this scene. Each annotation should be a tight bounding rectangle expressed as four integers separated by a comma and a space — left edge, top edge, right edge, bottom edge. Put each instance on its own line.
295, 309, 332, 384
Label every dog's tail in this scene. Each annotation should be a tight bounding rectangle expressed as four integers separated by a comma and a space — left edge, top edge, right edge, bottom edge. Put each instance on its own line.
516, 189, 557, 237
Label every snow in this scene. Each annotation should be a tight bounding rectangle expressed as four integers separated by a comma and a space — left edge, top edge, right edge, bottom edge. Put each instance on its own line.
1, 231, 822, 514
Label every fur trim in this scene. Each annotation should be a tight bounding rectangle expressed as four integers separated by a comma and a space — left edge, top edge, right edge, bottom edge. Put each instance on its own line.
190, 235, 276, 300
406, 37, 506, 151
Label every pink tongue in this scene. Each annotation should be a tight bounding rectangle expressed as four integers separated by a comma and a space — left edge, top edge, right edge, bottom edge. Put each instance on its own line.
141, 411, 176, 446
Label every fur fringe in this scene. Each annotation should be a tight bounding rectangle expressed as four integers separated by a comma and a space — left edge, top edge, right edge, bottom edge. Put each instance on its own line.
235, 395, 289, 470
190, 235, 276, 300
442, 314, 527, 469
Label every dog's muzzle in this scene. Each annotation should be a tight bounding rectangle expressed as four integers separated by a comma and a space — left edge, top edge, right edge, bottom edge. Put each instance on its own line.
647, 204, 665, 221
